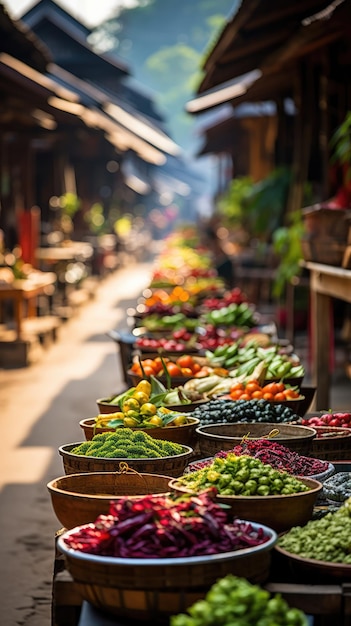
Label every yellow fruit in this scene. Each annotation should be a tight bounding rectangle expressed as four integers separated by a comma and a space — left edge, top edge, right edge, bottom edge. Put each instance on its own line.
136, 380, 151, 395
124, 410, 140, 421
147, 415, 164, 427
140, 402, 157, 416
123, 416, 140, 428
171, 415, 187, 426
132, 391, 149, 405
122, 398, 140, 413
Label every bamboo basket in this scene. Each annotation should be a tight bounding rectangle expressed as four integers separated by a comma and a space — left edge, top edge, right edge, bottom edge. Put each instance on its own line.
47, 471, 172, 530
59, 442, 194, 477
57, 521, 277, 621
196, 422, 317, 458
169, 477, 322, 533
309, 426, 351, 461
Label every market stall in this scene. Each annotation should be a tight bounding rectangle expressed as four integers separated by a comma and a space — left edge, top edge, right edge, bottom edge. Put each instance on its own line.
49, 228, 351, 626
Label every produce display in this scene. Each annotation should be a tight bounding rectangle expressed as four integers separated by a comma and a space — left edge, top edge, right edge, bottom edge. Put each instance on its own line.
171, 574, 308, 626
201, 287, 249, 309
228, 379, 303, 402
191, 398, 300, 426
61, 491, 271, 558
174, 454, 311, 496
302, 411, 351, 428
189, 439, 329, 477
277, 496, 351, 564
130, 354, 203, 380
206, 341, 305, 381
322, 472, 351, 503
203, 301, 257, 328
140, 312, 198, 332
70, 429, 184, 458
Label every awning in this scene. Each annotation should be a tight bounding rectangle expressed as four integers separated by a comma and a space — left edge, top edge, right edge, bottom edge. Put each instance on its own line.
186, 69, 262, 114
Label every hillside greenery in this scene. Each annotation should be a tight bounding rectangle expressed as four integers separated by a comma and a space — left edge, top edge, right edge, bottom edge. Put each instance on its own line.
91, 0, 238, 151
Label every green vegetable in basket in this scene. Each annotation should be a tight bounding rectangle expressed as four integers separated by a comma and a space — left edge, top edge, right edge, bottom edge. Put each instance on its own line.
278, 496, 351, 563
71, 429, 184, 459
171, 574, 308, 625
175, 454, 310, 497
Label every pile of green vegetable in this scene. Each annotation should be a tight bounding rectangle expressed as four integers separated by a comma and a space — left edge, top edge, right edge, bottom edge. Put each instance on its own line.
171, 574, 308, 626
278, 496, 351, 563
175, 454, 310, 497
71, 429, 184, 458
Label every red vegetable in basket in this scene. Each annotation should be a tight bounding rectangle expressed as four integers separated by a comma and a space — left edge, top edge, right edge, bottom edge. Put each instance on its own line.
190, 439, 329, 476
63, 491, 270, 558
301, 412, 351, 428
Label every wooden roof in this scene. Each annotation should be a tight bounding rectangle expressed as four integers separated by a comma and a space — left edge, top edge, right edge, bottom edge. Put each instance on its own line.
0, 2, 51, 72
198, 0, 347, 94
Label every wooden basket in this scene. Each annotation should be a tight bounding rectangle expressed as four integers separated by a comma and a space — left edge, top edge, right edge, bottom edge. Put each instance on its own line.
309, 426, 351, 461
196, 422, 317, 458
47, 471, 172, 530
59, 443, 194, 477
79, 417, 200, 446
57, 521, 276, 620
301, 205, 351, 266
169, 477, 322, 534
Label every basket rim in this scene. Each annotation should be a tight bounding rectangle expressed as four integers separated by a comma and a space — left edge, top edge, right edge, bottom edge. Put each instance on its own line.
274, 542, 351, 573
195, 422, 317, 440
57, 520, 277, 566
47, 471, 173, 499
58, 442, 194, 460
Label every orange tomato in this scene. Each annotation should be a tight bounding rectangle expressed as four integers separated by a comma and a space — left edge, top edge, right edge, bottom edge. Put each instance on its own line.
165, 363, 182, 377
263, 392, 274, 401
275, 382, 286, 393
251, 390, 263, 399
273, 392, 286, 402
176, 355, 194, 369
262, 382, 280, 395
230, 389, 243, 400
141, 365, 155, 377
230, 382, 245, 392
181, 367, 193, 377
245, 381, 261, 394
284, 388, 300, 399
191, 362, 201, 374
238, 393, 251, 401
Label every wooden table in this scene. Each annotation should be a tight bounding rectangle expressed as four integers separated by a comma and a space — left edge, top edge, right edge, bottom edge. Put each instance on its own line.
0, 270, 57, 340
302, 261, 351, 410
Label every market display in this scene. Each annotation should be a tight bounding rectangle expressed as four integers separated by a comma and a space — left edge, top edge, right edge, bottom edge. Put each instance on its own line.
50, 227, 350, 624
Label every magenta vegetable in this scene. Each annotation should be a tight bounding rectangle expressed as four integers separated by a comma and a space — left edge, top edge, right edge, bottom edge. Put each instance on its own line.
189, 439, 329, 476
62, 491, 271, 558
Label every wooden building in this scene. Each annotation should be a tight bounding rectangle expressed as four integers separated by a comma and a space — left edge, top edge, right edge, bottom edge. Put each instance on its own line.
187, 0, 351, 211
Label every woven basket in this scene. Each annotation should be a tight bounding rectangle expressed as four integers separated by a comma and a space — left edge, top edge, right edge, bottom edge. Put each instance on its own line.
301, 205, 351, 266
169, 477, 322, 533
59, 443, 194, 477
196, 422, 317, 458
47, 471, 172, 530
309, 426, 351, 461
57, 521, 276, 620
79, 417, 200, 446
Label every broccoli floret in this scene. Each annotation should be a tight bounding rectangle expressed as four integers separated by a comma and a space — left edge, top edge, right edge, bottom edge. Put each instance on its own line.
91, 433, 108, 442
105, 448, 129, 458
125, 445, 162, 458
71, 442, 91, 455
161, 442, 183, 456
133, 431, 148, 443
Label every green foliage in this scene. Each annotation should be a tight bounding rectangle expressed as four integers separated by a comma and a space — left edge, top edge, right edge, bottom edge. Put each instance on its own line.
272, 211, 304, 298
217, 168, 291, 240
329, 110, 351, 181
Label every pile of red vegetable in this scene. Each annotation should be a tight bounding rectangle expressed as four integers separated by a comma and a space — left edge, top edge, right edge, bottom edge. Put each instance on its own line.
301, 412, 351, 428
62, 491, 270, 558
189, 439, 329, 476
